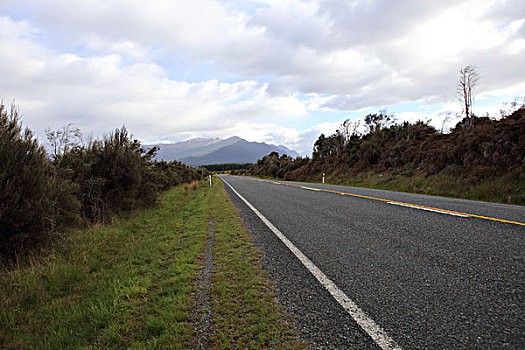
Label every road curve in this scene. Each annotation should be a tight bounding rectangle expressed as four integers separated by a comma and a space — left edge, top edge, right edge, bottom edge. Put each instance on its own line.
220, 175, 524, 349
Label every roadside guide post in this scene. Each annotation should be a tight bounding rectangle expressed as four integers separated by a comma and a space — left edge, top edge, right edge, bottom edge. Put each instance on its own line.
322, 173, 325, 184
209, 175, 212, 187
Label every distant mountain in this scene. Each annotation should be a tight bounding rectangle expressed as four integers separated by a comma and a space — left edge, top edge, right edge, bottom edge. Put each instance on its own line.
149, 136, 300, 166
153, 137, 234, 160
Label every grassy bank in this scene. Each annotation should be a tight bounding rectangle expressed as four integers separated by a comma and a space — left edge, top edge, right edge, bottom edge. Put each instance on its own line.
325, 170, 525, 205
252, 170, 525, 205
1, 179, 306, 349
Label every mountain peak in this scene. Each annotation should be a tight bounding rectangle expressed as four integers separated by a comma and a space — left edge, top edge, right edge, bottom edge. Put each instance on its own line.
184, 137, 221, 145
224, 136, 242, 142
186, 137, 212, 142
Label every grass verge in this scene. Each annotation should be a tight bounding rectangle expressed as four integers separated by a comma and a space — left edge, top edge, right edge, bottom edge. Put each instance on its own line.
327, 170, 525, 205
242, 168, 524, 205
1, 179, 306, 349
208, 180, 307, 349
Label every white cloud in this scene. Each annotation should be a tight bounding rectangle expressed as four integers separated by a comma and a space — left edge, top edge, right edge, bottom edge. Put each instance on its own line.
214, 120, 343, 156
0, 15, 309, 147
1, 0, 524, 155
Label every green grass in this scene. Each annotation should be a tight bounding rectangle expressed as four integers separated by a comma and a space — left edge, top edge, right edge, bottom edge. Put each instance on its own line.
1, 180, 306, 349
246, 167, 524, 205
208, 181, 307, 349
326, 170, 525, 205
246, 170, 524, 206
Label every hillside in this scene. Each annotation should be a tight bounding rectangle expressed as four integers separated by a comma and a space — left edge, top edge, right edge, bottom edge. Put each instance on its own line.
243, 108, 525, 205
150, 136, 300, 166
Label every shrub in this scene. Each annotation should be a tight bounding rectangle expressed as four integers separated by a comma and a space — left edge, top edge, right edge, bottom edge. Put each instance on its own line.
0, 103, 54, 250
247, 107, 525, 186
0, 103, 209, 255
59, 127, 159, 223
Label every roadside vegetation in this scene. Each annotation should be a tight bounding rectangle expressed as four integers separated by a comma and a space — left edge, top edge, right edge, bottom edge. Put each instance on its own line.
201, 163, 253, 172
1, 102, 207, 258
1, 102, 305, 348
241, 68, 525, 205
239, 106, 525, 205
0, 178, 306, 349
207, 182, 306, 349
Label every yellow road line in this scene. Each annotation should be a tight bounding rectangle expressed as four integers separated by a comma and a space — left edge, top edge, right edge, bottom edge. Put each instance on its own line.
246, 177, 525, 227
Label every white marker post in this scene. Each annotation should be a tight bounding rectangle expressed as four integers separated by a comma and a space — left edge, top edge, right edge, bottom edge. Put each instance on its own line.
322, 173, 325, 184
209, 175, 212, 186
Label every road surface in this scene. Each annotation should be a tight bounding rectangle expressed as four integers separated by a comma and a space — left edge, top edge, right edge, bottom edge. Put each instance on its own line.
220, 175, 524, 349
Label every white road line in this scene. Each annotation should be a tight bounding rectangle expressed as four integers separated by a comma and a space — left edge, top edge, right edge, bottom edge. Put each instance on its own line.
222, 177, 402, 350
387, 202, 469, 217
301, 186, 320, 191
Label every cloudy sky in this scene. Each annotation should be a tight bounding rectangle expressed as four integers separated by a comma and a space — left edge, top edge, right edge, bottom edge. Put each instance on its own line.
1, 0, 524, 155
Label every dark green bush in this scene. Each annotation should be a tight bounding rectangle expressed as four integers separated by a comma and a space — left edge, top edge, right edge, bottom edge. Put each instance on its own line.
149, 160, 206, 191
1, 103, 208, 255
0, 103, 54, 250
57, 127, 208, 224
58, 127, 158, 223
248, 152, 309, 179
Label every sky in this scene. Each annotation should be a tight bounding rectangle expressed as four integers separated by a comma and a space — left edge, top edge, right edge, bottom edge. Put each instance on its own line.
1, 0, 524, 155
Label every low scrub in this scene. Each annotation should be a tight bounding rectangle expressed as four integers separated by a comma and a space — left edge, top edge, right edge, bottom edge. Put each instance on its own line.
244, 107, 525, 205
0, 102, 208, 256
1, 104, 56, 251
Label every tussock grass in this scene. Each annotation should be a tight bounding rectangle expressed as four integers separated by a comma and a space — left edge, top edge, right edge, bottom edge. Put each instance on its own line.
183, 183, 190, 196
191, 180, 199, 190
0, 179, 306, 349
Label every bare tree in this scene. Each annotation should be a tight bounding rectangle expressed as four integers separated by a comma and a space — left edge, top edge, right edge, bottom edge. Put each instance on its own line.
338, 119, 361, 143
45, 123, 83, 162
439, 112, 453, 133
499, 96, 525, 117
457, 65, 479, 126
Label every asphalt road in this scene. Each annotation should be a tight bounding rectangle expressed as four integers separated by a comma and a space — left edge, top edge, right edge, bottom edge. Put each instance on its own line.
220, 175, 525, 349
